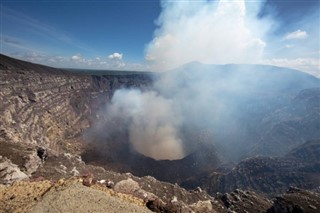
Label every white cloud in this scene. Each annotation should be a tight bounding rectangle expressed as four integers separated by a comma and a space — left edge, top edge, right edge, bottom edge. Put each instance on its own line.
108, 52, 123, 60
262, 58, 320, 77
7, 52, 147, 71
71, 54, 82, 61
145, 0, 268, 71
284, 30, 308, 40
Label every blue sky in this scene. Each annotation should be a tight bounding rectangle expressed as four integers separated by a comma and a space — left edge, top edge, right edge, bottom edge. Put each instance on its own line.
0, 0, 319, 76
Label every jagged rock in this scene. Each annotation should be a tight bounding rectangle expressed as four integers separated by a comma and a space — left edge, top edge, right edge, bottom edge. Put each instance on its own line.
113, 178, 158, 204
0, 156, 29, 184
189, 200, 215, 213
267, 188, 320, 213
268, 197, 304, 213
146, 198, 195, 213
308, 205, 317, 210
182, 140, 320, 196
217, 189, 273, 213
82, 173, 94, 187
114, 178, 140, 194
107, 180, 115, 188
113, 178, 217, 212
146, 198, 167, 212
23, 151, 42, 175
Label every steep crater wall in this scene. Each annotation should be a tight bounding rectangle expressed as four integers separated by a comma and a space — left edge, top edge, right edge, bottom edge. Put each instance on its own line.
0, 54, 218, 185
0, 54, 151, 152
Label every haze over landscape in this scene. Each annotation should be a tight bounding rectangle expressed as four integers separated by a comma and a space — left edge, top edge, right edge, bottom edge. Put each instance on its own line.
0, 0, 320, 212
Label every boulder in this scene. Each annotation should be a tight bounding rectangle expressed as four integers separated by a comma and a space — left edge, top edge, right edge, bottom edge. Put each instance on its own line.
0, 156, 29, 184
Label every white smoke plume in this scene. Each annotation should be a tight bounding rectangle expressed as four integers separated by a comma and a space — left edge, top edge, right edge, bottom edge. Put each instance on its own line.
96, 0, 270, 160
93, 61, 318, 162
145, 0, 267, 70
106, 89, 185, 160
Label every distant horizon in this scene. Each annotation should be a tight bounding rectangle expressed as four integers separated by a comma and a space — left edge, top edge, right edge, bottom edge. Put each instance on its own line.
2, 52, 319, 79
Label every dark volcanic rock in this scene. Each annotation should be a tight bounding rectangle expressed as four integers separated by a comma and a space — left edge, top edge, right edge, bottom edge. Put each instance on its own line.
267, 187, 320, 213
217, 189, 273, 213
247, 87, 320, 158
287, 140, 320, 162
182, 140, 320, 196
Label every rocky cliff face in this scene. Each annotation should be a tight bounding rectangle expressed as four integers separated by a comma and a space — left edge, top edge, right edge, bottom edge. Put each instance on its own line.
0, 54, 151, 152
0, 53, 157, 187
182, 140, 320, 197
247, 88, 320, 157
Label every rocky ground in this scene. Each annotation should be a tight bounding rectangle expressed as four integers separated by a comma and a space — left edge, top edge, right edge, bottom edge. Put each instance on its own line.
1, 175, 319, 212
0, 178, 151, 213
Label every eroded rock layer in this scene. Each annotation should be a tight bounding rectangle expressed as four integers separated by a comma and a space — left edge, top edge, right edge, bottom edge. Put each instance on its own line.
0, 54, 151, 152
